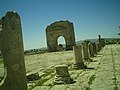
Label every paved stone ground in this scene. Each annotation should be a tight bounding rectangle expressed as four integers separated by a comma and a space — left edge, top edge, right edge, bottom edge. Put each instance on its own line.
30, 44, 120, 90
0, 44, 120, 90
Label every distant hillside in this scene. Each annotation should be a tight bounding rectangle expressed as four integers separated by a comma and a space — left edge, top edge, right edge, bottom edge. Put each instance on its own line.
76, 38, 120, 44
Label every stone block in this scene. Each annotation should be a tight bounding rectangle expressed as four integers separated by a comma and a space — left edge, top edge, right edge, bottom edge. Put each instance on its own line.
54, 65, 75, 84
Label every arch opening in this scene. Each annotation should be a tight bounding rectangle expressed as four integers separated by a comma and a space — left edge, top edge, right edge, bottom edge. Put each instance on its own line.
57, 36, 66, 51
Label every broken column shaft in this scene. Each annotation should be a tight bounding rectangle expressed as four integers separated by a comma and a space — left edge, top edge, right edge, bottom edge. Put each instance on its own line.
0, 11, 27, 90
82, 42, 90, 61
93, 42, 97, 55
54, 65, 74, 84
88, 42, 94, 57
73, 44, 87, 69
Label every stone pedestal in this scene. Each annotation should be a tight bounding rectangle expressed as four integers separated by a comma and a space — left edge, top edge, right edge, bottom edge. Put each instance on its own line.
96, 42, 102, 52
82, 42, 90, 61
88, 42, 94, 57
95, 42, 99, 52
73, 45, 87, 69
101, 39, 105, 47
54, 65, 74, 84
93, 42, 97, 55
0, 11, 27, 90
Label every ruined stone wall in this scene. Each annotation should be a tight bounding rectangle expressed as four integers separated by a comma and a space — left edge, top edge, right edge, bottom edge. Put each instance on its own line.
46, 20, 75, 52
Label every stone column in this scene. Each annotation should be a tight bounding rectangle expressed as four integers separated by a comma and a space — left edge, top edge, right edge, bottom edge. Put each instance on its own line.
98, 35, 101, 43
93, 42, 97, 55
88, 42, 94, 57
73, 44, 87, 69
97, 42, 102, 52
101, 39, 105, 47
95, 42, 99, 52
82, 42, 90, 61
0, 11, 27, 90
54, 65, 74, 84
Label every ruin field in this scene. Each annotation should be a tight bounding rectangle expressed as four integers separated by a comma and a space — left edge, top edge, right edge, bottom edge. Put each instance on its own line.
0, 44, 120, 90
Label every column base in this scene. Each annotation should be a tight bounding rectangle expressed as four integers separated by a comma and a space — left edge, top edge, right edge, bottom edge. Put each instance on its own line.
54, 76, 75, 84
73, 63, 87, 69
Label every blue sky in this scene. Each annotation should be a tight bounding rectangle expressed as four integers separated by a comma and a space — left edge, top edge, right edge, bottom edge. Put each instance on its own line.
0, 0, 120, 50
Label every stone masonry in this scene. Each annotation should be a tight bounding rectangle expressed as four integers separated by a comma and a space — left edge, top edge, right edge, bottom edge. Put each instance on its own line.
46, 20, 75, 52
0, 11, 27, 90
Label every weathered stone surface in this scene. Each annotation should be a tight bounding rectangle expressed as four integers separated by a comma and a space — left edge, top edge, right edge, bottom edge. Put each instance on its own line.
97, 42, 102, 51
73, 44, 87, 69
93, 42, 97, 54
46, 20, 75, 52
95, 42, 99, 52
98, 35, 105, 47
0, 20, 2, 50
90, 45, 119, 90
88, 42, 94, 57
82, 42, 90, 61
54, 65, 74, 84
0, 11, 27, 90
27, 72, 40, 81
98, 35, 101, 43
101, 39, 105, 47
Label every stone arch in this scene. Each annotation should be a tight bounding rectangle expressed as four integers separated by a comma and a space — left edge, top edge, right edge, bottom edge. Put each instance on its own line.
46, 20, 75, 52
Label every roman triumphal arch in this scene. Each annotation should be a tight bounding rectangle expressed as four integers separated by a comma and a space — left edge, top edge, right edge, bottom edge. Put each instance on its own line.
46, 20, 75, 52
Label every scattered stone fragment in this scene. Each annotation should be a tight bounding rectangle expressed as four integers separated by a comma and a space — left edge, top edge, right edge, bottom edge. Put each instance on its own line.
27, 72, 40, 82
